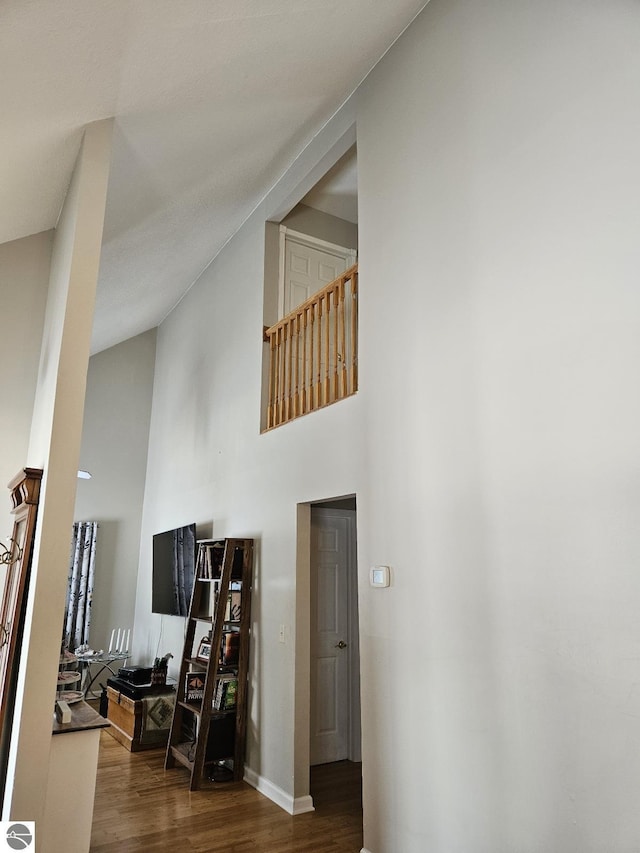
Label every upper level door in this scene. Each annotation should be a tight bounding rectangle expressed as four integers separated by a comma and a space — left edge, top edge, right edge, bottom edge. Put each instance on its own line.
280, 227, 356, 316
280, 228, 357, 406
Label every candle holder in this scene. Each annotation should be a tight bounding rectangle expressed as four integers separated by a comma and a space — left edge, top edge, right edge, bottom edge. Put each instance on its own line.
108, 627, 131, 656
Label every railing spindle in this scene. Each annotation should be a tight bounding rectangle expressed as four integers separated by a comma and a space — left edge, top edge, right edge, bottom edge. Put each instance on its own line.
284, 321, 290, 423
333, 283, 339, 401
339, 278, 346, 399
350, 269, 358, 394
274, 326, 281, 426
281, 323, 288, 425
301, 307, 308, 414
293, 316, 300, 420
323, 291, 330, 405
316, 297, 322, 409
268, 331, 276, 429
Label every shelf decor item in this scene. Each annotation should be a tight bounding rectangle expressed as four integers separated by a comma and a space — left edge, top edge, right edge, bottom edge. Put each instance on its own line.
196, 637, 212, 663
151, 653, 172, 686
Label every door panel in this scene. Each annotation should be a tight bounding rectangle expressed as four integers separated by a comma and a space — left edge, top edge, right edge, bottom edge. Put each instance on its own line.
310, 513, 350, 765
284, 240, 348, 315
284, 237, 356, 407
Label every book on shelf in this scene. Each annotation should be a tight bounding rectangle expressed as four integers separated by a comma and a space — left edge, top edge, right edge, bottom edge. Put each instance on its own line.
209, 585, 242, 622
213, 675, 238, 711
220, 630, 240, 666
185, 672, 205, 703
225, 590, 242, 621
196, 539, 224, 580
196, 540, 244, 582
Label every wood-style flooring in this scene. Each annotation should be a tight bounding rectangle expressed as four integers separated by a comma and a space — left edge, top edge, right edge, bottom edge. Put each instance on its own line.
90, 732, 363, 852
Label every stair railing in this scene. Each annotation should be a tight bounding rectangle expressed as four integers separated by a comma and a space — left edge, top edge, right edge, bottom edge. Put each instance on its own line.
264, 264, 358, 429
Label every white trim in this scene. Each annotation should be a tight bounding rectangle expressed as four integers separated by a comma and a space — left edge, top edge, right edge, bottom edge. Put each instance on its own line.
243, 767, 316, 815
277, 225, 287, 318
278, 226, 357, 318
345, 510, 361, 763
281, 226, 356, 260
361, 848, 373, 853
292, 795, 315, 815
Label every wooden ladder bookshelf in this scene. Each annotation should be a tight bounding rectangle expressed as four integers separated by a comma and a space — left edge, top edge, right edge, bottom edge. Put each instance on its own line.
165, 537, 253, 790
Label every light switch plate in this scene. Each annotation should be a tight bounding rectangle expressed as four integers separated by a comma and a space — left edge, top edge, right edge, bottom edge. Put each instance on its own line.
370, 566, 390, 587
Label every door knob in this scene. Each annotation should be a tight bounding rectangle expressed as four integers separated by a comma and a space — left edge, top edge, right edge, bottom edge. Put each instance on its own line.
335, 640, 347, 649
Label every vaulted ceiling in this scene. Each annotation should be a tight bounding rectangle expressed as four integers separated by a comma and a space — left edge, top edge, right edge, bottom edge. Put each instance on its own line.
2, 0, 426, 352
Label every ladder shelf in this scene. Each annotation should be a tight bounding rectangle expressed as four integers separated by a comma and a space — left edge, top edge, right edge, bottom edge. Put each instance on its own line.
164, 537, 253, 790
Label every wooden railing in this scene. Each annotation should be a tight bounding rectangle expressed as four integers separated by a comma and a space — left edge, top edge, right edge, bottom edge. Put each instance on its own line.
264, 264, 358, 429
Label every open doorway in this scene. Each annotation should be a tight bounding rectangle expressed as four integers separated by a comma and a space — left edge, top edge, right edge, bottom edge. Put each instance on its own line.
261, 144, 358, 432
295, 495, 362, 829
309, 499, 361, 765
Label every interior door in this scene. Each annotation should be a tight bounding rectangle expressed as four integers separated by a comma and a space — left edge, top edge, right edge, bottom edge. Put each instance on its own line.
283, 236, 351, 315
310, 508, 353, 765
282, 233, 357, 406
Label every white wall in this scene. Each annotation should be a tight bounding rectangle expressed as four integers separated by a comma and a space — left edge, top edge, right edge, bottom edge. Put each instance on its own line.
134, 181, 366, 809
0, 232, 52, 544
282, 203, 358, 251
74, 329, 156, 656
132, 0, 640, 848
355, 0, 640, 850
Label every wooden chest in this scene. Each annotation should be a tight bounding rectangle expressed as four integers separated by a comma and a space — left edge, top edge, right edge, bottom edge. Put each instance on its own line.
106, 686, 174, 752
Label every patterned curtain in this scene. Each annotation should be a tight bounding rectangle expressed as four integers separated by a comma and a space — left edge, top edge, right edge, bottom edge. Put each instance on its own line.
64, 522, 98, 651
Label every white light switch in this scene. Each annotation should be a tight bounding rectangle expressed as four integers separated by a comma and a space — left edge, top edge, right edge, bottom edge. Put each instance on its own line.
279, 624, 286, 643
370, 566, 391, 587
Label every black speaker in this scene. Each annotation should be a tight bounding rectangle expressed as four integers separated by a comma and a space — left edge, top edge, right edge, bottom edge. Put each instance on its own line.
205, 715, 236, 761
99, 684, 108, 718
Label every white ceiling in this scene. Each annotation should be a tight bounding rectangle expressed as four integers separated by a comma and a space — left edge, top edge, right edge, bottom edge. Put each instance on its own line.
2, 0, 426, 353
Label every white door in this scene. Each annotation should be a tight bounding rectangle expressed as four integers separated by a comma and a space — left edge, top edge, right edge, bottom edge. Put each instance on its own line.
310, 508, 359, 765
281, 230, 357, 405
283, 234, 352, 315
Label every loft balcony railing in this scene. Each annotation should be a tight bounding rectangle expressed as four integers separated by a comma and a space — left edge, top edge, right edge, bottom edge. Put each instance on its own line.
264, 264, 358, 429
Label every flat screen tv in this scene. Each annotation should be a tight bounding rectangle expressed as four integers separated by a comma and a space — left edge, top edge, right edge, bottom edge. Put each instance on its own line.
152, 523, 196, 616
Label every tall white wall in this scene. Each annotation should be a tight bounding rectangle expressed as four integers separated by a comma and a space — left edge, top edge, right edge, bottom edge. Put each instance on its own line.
134, 178, 366, 809
74, 329, 156, 656
131, 1, 640, 848
0, 232, 52, 544
355, 0, 640, 850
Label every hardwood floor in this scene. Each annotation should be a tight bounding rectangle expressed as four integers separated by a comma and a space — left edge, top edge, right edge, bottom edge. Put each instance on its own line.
90, 732, 363, 852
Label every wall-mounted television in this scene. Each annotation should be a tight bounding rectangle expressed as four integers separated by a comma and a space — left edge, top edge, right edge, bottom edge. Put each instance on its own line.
152, 523, 196, 616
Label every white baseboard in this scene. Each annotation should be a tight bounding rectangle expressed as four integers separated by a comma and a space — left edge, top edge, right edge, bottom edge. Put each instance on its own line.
292, 794, 315, 815
243, 767, 316, 815
361, 849, 373, 853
